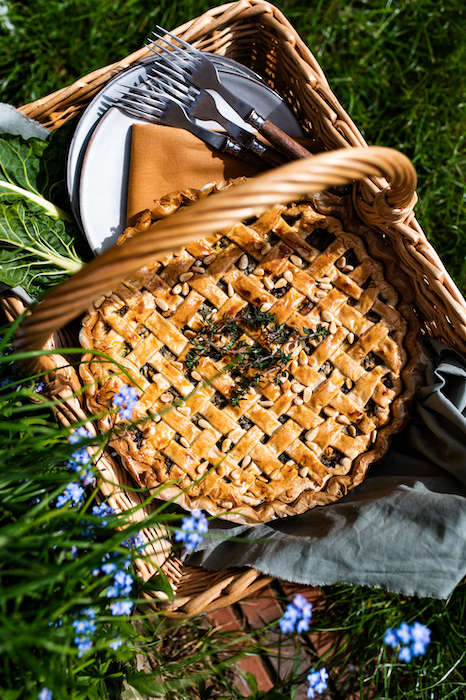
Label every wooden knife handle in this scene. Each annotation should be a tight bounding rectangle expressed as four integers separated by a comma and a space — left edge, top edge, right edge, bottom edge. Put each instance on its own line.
258, 119, 314, 160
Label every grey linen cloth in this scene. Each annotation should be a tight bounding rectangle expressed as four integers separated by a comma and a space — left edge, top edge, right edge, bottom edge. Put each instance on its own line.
189, 340, 466, 599
0, 102, 50, 140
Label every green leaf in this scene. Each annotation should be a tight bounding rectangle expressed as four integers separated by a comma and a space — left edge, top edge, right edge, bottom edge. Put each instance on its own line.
0, 132, 90, 296
0, 688, 22, 700
245, 671, 258, 695
140, 572, 173, 599
0, 201, 83, 296
0, 135, 46, 197
0, 135, 71, 219
126, 672, 165, 697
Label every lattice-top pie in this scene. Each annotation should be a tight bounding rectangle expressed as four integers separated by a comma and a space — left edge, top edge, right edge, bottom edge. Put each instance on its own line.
80, 190, 426, 524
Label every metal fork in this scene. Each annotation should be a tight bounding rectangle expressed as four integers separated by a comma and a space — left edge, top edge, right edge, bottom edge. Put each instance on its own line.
117, 85, 269, 169
146, 27, 314, 161
143, 64, 286, 168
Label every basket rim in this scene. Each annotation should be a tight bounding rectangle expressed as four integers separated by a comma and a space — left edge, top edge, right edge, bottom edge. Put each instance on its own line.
16, 144, 466, 356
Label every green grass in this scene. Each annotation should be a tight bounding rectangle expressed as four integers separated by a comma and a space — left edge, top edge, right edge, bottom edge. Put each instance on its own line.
0, 0, 465, 698
0, 331, 262, 699
0, 0, 213, 104
287, 0, 466, 291
309, 582, 466, 699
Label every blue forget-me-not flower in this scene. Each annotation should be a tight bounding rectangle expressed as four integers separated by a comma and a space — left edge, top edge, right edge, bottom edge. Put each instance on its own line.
122, 532, 146, 551
38, 689, 53, 700
72, 618, 97, 636
174, 508, 209, 552
112, 385, 138, 421
69, 427, 93, 444
110, 601, 133, 616
71, 608, 99, 657
68, 427, 94, 482
102, 562, 118, 575
279, 594, 313, 634
384, 621, 431, 662
56, 482, 85, 508
109, 638, 123, 650
307, 668, 329, 698
90, 502, 116, 528
106, 571, 133, 598
74, 635, 93, 658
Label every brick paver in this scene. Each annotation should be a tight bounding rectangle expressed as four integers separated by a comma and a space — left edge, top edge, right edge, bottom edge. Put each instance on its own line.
206, 582, 325, 699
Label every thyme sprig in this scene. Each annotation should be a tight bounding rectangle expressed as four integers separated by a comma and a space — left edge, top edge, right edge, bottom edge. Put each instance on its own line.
302, 324, 330, 343
185, 305, 330, 406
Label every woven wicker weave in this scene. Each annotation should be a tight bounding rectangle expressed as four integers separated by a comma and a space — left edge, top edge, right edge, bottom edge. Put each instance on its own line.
9, 0, 466, 614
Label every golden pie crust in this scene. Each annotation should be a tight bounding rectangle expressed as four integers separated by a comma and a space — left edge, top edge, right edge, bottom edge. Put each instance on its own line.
80, 187, 427, 524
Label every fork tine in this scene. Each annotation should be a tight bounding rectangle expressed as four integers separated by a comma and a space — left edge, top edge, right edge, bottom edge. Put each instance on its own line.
144, 41, 197, 82
119, 97, 164, 119
158, 51, 197, 76
148, 29, 200, 66
124, 84, 163, 100
118, 87, 166, 115
144, 39, 178, 64
146, 62, 198, 97
146, 34, 193, 64
144, 37, 183, 67
128, 84, 190, 115
151, 56, 194, 84
142, 78, 191, 109
118, 99, 163, 122
155, 25, 203, 57
146, 73, 194, 106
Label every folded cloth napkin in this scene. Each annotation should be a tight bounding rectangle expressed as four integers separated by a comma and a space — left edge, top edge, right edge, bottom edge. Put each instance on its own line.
126, 123, 317, 226
188, 342, 466, 600
126, 123, 262, 225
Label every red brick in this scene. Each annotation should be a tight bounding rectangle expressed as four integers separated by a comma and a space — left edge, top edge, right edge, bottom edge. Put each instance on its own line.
240, 585, 284, 629
236, 654, 274, 694
206, 605, 242, 632
307, 629, 341, 657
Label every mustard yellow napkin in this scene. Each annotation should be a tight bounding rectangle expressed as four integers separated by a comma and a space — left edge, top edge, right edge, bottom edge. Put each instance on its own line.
126, 123, 263, 226
126, 123, 320, 226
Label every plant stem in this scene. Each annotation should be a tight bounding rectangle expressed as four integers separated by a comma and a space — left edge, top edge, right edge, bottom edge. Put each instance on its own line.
2, 239, 83, 272
0, 179, 73, 221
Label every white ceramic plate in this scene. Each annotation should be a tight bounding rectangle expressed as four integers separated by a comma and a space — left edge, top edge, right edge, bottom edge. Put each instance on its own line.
67, 53, 275, 228
74, 57, 304, 253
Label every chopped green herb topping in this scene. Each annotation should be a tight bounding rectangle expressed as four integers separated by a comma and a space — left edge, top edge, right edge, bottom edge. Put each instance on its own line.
185, 305, 328, 405
302, 324, 330, 343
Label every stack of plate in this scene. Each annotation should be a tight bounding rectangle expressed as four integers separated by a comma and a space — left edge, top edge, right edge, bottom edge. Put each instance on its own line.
66, 54, 304, 254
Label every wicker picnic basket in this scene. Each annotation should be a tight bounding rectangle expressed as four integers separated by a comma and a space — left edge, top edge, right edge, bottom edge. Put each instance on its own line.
8, 0, 466, 615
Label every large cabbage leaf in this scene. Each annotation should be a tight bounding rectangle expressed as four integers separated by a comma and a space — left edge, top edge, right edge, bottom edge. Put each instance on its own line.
0, 132, 87, 296
0, 201, 82, 296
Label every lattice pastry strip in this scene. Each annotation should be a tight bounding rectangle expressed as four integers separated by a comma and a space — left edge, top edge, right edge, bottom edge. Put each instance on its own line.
80, 196, 426, 524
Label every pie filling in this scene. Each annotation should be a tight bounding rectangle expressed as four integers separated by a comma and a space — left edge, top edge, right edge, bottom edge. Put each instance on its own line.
80, 196, 425, 523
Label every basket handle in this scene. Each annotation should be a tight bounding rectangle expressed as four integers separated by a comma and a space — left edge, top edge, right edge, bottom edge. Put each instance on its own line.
17, 146, 416, 350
